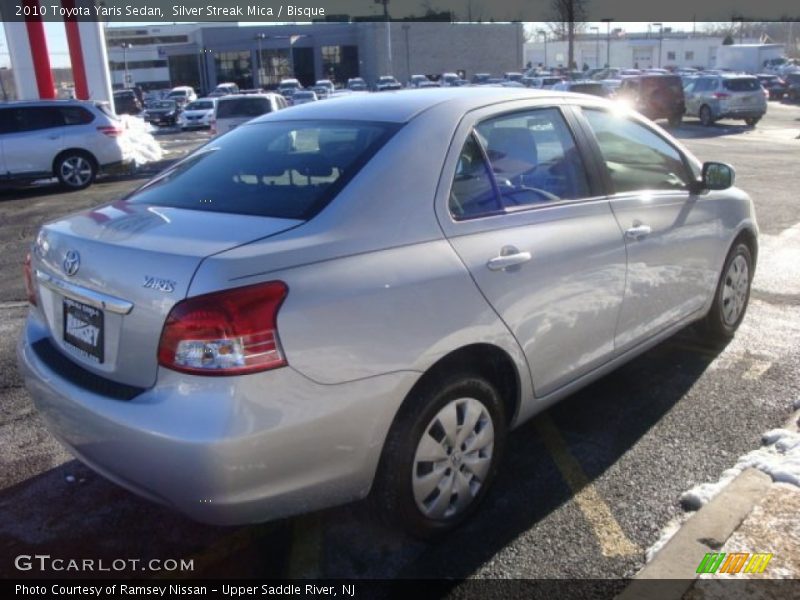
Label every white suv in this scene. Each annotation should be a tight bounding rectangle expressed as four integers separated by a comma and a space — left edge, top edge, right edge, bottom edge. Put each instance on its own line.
0, 100, 134, 190
211, 94, 287, 137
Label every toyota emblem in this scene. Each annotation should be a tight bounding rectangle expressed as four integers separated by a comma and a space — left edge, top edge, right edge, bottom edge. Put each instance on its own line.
63, 250, 81, 277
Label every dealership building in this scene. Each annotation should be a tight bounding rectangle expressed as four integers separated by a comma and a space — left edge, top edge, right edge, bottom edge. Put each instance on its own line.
106, 22, 525, 92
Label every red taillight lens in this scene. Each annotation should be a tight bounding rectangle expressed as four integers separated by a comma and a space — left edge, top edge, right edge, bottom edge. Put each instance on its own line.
713, 92, 730, 99
158, 281, 288, 375
97, 125, 124, 137
23, 252, 37, 306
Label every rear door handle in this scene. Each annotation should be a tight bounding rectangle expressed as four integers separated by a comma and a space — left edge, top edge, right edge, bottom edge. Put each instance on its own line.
625, 224, 652, 240
487, 248, 532, 271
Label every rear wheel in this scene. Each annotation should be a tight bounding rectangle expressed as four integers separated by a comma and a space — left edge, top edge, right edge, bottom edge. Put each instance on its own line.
744, 117, 760, 127
55, 152, 96, 191
373, 373, 506, 539
703, 241, 753, 341
699, 105, 714, 127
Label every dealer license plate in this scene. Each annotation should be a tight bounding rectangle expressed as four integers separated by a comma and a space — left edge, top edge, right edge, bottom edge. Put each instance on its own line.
63, 298, 104, 364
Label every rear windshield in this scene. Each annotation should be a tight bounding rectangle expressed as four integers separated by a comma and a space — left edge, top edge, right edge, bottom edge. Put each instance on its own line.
723, 78, 760, 92
125, 120, 399, 219
217, 97, 270, 118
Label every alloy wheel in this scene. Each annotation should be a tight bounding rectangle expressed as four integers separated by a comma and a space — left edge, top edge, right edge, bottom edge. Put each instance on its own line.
721, 254, 749, 325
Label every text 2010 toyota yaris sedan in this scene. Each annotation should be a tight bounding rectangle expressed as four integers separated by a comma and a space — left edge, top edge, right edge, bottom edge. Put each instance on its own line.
18, 89, 757, 537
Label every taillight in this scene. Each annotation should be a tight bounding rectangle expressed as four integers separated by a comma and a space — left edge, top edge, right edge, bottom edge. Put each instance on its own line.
158, 281, 287, 375
97, 125, 124, 137
23, 252, 37, 306
713, 92, 730, 99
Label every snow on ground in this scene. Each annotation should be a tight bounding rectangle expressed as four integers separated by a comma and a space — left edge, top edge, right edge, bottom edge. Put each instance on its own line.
118, 115, 163, 166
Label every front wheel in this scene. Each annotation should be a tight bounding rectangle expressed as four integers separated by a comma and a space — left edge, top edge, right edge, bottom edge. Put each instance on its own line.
699, 105, 714, 127
55, 152, 96, 190
372, 374, 507, 538
703, 242, 753, 341
744, 117, 760, 127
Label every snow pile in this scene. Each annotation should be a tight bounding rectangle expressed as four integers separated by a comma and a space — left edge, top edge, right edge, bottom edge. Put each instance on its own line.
680, 428, 800, 511
118, 115, 163, 166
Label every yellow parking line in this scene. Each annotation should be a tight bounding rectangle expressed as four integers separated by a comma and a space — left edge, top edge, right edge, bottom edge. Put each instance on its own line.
535, 415, 640, 557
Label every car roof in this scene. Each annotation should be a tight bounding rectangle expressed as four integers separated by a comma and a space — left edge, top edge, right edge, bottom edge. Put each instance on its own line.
0, 99, 98, 107
254, 87, 574, 124
217, 93, 280, 101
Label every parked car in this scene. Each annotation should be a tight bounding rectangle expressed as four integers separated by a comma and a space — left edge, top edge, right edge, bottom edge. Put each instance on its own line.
291, 90, 318, 105
211, 93, 287, 136
439, 72, 460, 87
683, 74, 767, 127
375, 76, 402, 92
143, 99, 181, 127
346, 77, 368, 91
314, 79, 335, 94
616, 74, 686, 127
112, 89, 142, 115
528, 76, 565, 90
311, 86, 331, 99
208, 82, 240, 98
17, 89, 757, 538
471, 73, 492, 85
409, 74, 431, 88
551, 80, 612, 98
0, 100, 133, 190
785, 73, 800, 102
166, 86, 197, 107
177, 98, 216, 130
503, 72, 524, 82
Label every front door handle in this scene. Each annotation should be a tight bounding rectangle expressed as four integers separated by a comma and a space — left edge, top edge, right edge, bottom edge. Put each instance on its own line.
487, 247, 532, 271
625, 224, 652, 240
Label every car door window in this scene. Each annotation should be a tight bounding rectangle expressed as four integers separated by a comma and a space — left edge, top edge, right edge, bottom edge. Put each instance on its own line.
448, 133, 501, 220
582, 109, 692, 193
475, 107, 590, 208
18, 107, 65, 132
60, 107, 94, 126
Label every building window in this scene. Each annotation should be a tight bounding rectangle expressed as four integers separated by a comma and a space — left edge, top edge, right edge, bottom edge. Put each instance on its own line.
666, 51, 676, 61
107, 35, 189, 47
215, 51, 252, 89
320, 45, 359, 84
685, 51, 694, 60
109, 60, 168, 71
258, 49, 292, 85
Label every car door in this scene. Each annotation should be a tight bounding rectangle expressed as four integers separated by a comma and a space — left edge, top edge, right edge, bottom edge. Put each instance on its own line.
575, 107, 720, 352
436, 102, 628, 398
3, 107, 65, 177
683, 78, 704, 117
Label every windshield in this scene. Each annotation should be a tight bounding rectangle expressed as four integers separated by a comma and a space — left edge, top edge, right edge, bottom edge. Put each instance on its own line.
217, 97, 270, 118
125, 121, 399, 219
151, 101, 176, 109
186, 101, 213, 110
723, 78, 760, 92
168, 90, 187, 97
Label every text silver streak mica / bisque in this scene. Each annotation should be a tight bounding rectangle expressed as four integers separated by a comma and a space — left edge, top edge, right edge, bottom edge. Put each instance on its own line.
17, 88, 758, 537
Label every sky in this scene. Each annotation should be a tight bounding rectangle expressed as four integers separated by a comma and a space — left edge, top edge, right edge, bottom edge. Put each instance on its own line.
1, 22, 705, 70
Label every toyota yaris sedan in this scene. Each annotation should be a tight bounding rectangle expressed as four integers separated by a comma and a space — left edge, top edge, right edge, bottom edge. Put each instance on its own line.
18, 89, 757, 537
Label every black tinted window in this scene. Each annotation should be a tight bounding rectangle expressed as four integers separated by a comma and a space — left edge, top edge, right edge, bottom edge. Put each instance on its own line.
60, 106, 94, 126
723, 78, 760, 92
217, 97, 270, 118
475, 107, 590, 207
449, 134, 500, 220
13, 107, 64, 131
125, 120, 398, 219
583, 109, 691, 193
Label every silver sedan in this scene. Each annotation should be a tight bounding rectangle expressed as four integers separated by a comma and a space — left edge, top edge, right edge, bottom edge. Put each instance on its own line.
18, 88, 757, 537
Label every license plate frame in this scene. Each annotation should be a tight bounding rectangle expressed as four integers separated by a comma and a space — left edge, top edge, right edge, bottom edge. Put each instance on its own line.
63, 297, 105, 364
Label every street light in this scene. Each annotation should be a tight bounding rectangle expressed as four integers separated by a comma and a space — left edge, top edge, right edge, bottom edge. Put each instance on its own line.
590, 27, 600, 68
652, 23, 663, 68
255, 33, 266, 88
601, 18, 613, 68
120, 42, 131, 88
537, 29, 547, 69
402, 24, 411, 83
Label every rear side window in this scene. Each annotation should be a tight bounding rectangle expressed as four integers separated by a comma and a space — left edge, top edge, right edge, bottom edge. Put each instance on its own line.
449, 134, 500, 220
723, 78, 760, 92
125, 120, 398, 219
217, 97, 270, 118
60, 106, 94, 126
582, 109, 691, 194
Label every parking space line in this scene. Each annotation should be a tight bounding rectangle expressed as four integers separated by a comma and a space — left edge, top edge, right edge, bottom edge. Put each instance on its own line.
535, 415, 640, 557
287, 514, 323, 578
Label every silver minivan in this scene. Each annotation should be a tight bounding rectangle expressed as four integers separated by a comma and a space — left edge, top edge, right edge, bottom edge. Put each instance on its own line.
211, 93, 287, 136
684, 74, 767, 127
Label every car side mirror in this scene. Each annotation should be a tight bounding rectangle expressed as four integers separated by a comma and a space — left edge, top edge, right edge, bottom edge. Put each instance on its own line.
698, 162, 735, 192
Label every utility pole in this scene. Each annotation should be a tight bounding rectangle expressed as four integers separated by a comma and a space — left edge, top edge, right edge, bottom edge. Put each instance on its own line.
121, 42, 131, 88
255, 33, 266, 88
652, 23, 663, 68
402, 24, 411, 82
591, 27, 600, 68
537, 29, 547, 69
601, 18, 613, 68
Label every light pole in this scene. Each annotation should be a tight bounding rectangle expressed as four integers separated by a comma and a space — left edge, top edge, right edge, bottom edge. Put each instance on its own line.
590, 27, 600, 68
652, 23, 663, 68
601, 18, 613, 68
121, 42, 131, 88
537, 29, 547, 70
255, 33, 266, 88
402, 24, 411, 82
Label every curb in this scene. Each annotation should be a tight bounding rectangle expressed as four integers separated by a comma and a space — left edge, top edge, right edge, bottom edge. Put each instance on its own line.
617, 467, 772, 600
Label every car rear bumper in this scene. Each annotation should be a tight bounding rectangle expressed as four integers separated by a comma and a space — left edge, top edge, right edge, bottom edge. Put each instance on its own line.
17, 312, 414, 525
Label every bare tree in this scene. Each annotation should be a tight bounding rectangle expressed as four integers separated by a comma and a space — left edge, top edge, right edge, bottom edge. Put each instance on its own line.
548, 0, 588, 69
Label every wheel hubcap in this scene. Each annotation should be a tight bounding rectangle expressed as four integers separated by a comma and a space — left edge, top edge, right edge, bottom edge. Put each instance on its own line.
722, 254, 749, 325
412, 397, 494, 520
61, 157, 92, 187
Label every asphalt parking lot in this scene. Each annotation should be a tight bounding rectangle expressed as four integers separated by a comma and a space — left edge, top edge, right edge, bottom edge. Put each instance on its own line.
1, 104, 799, 582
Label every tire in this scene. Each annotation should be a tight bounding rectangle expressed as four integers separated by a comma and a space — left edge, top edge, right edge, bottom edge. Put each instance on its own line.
703, 241, 753, 341
699, 105, 714, 127
744, 117, 760, 127
54, 151, 96, 191
667, 114, 682, 128
372, 373, 507, 539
